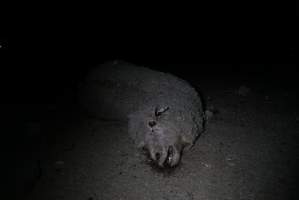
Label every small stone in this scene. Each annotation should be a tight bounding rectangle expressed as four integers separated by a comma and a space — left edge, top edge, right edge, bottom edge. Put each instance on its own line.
226, 157, 235, 166
237, 85, 250, 96
202, 162, 211, 168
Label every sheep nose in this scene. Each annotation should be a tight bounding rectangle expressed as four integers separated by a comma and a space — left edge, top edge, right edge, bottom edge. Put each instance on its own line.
167, 146, 174, 164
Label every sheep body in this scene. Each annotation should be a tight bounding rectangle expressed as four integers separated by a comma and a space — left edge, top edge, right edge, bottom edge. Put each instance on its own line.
80, 61, 204, 167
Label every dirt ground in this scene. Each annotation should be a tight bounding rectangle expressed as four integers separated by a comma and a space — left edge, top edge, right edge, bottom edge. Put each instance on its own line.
17, 77, 298, 200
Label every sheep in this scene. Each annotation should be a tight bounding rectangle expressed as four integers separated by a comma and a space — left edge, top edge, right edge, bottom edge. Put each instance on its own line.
79, 61, 204, 168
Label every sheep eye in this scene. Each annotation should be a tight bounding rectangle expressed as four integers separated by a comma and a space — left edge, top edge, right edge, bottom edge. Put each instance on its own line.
155, 106, 170, 117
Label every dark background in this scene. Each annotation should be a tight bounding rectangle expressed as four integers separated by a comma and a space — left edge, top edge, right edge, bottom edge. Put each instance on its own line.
6, 31, 297, 104
2, 17, 297, 133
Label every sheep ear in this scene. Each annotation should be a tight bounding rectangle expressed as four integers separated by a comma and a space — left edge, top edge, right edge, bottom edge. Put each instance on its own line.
154, 106, 170, 117
137, 141, 145, 149
181, 135, 195, 150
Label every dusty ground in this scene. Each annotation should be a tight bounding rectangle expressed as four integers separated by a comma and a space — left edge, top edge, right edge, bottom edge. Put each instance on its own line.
17, 77, 298, 200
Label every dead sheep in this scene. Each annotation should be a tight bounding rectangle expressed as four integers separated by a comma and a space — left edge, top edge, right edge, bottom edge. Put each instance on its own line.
79, 61, 204, 168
